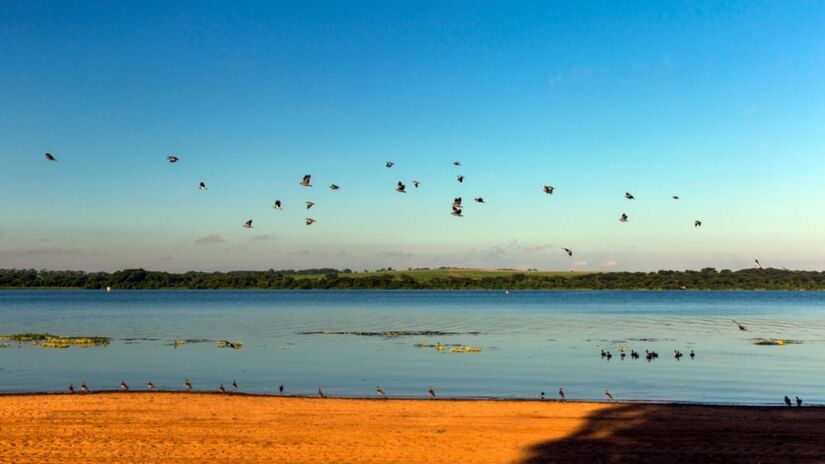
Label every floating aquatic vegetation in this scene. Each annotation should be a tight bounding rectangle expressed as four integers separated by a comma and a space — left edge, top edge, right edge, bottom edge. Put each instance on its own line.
753, 338, 802, 346
171, 338, 212, 347
0, 333, 110, 349
0, 342, 9, 349
301, 330, 481, 337
217, 340, 243, 349
415, 342, 481, 353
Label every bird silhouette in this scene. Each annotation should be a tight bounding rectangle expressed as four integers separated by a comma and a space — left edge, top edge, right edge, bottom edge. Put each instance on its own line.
120, 380, 129, 391
474, 197, 485, 203
183, 378, 192, 391
428, 386, 436, 399
796, 396, 803, 407
273, 200, 282, 210
456, 175, 464, 183
689, 350, 695, 359
385, 161, 394, 168
563, 248, 573, 257
242, 219, 253, 229
672, 195, 680, 200
619, 213, 629, 223
299, 174, 312, 187
785, 395, 792, 407
543, 185, 554, 195
219, 384, 226, 393
318, 388, 326, 398
68, 383, 75, 393
279, 384, 284, 394
167, 155, 179, 163
625, 192, 635, 200
305, 201, 315, 209
412, 180, 420, 188
376, 386, 385, 398
732, 319, 747, 331
396, 181, 406, 193
755, 259, 762, 269
694, 220, 703, 227
80, 382, 89, 393
540, 391, 545, 400
329, 184, 340, 190
232, 379, 238, 392
45, 153, 57, 161
451, 207, 463, 217
558, 388, 565, 400
305, 217, 316, 225
453, 161, 461, 166
604, 389, 614, 401
199, 182, 207, 190
146, 380, 154, 390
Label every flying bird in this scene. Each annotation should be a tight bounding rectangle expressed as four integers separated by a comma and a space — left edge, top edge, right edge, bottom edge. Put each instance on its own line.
376, 386, 385, 398
199, 182, 207, 190
167, 155, 179, 163
428, 386, 436, 399
305, 217, 316, 225
457, 175, 464, 183
619, 213, 628, 223
386, 161, 394, 168
183, 378, 192, 391
329, 184, 340, 190
299, 174, 312, 187
452, 197, 462, 209
273, 200, 282, 210
732, 319, 747, 331
120, 380, 129, 391
625, 192, 635, 200
305, 201, 315, 209
689, 350, 695, 359
543, 185, 554, 195
243, 220, 254, 229
474, 197, 485, 203
45, 153, 57, 161
451, 207, 463, 217
412, 180, 420, 188
604, 389, 614, 401
694, 220, 703, 227
563, 248, 573, 257
396, 181, 406, 193
453, 161, 461, 166
672, 195, 680, 200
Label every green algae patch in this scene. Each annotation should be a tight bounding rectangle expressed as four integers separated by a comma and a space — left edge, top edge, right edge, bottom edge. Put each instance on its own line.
0, 333, 110, 349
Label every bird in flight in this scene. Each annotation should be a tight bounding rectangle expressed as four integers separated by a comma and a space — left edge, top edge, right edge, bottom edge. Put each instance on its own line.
305, 217, 316, 225
199, 182, 207, 190
243, 220, 254, 229
329, 184, 340, 190
299, 174, 312, 187
376, 386, 385, 398
732, 319, 747, 331
305, 201, 315, 209
453, 161, 461, 166
386, 161, 394, 168
625, 192, 635, 200
619, 213, 629, 223
543, 185, 554, 195
672, 195, 680, 200
563, 248, 573, 257
412, 180, 420, 188
396, 181, 406, 193
45, 153, 57, 161
451, 207, 463, 217
167, 155, 179, 163
452, 197, 462, 209
694, 220, 703, 227
273, 200, 282, 210
474, 197, 485, 203
457, 175, 465, 183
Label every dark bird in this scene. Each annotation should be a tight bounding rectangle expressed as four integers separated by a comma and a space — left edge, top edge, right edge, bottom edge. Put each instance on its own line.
243, 219, 254, 229
376, 386, 385, 398
396, 181, 406, 193
199, 182, 207, 190
694, 220, 703, 227
755, 259, 762, 269
796, 396, 803, 407
273, 200, 282, 210
68, 383, 75, 393
540, 391, 545, 400
474, 197, 485, 203
146, 380, 155, 390
604, 389, 614, 401
120, 380, 129, 391
386, 161, 394, 168
563, 248, 573, 257
785, 395, 792, 407
558, 388, 565, 400
219, 384, 226, 393
329, 184, 340, 190
601, 349, 606, 358
451, 207, 463, 217
689, 350, 695, 359
453, 161, 461, 166
305, 201, 315, 209
619, 213, 628, 223
674, 350, 683, 361
625, 192, 635, 200
232, 379, 238, 392
279, 384, 284, 394
631, 350, 639, 360
412, 180, 420, 188
457, 175, 464, 183
620, 352, 626, 360
183, 378, 192, 391
605, 351, 613, 360
80, 382, 89, 393
167, 155, 179, 163
318, 388, 326, 398
45, 153, 57, 161
672, 195, 680, 200
453, 197, 462, 209
299, 174, 312, 187
543, 185, 555, 195
428, 386, 436, 399
305, 217, 316, 225
732, 319, 747, 331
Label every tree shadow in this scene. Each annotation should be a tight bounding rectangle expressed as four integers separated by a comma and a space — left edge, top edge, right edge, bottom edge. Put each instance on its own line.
520, 403, 825, 464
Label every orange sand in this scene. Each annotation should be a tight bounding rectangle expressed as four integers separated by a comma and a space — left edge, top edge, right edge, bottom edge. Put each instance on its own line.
0, 393, 823, 463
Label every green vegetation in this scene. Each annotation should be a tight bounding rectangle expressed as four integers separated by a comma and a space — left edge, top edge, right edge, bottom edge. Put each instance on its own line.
1, 267, 824, 290
0, 333, 110, 348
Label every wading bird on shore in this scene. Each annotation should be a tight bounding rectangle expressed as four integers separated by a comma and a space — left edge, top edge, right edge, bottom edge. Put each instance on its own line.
376, 386, 385, 398
45, 153, 57, 161
243, 220, 253, 229
279, 384, 284, 394
318, 388, 326, 398
81, 382, 89, 393
146, 380, 154, 390
785, 396, 792, 407
559, 388, 565, 400
604, 389, 614, 401
219, 384, 226, 393
755, 259, 762, 269
68, 384, 75, 393
540, 391, 545, 400
120, 380, 129, 391
232, 380, 238, 392
796, 396, 803, 407
184, 378, 192, 391
299, 175, 312, 187
428, 386, 436, 399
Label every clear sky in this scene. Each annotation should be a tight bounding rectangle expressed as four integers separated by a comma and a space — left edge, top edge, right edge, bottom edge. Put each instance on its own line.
1, 1, 823, 272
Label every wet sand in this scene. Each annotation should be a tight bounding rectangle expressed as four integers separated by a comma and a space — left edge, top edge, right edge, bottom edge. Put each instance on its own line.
1, 393, 823, 463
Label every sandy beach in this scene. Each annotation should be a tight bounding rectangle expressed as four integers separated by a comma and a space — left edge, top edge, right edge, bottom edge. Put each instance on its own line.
0, 393, 823, 463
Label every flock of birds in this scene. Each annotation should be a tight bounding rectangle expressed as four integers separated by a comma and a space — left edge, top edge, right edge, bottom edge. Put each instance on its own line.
599, 348, 695, 362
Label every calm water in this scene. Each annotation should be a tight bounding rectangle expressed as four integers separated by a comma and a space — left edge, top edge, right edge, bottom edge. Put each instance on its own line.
1, 290, 824, 404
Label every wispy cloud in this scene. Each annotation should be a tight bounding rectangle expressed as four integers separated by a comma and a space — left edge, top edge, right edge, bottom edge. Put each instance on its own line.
194, 235, 226, 245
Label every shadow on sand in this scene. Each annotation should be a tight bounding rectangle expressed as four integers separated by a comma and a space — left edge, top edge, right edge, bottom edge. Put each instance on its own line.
520, 403, 825, 464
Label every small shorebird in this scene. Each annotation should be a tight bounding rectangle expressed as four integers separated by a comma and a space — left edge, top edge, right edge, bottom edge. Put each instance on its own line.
279, 384, 284, 394
219, 384, 226, 393
329, 184, 340, 190
785, 396, 792, 407
80, 382, 89, 393
540, 391, 545, 400
273, 200, 282, 210
604, 389, 614, 401
796, 396, 803, 407
558, 388, 565, 400
45, 152, 57, 161
732, 319, 747, 331
376, 386, 385, 398
625, 192, 635, 200
199, 181, 207, 190
563, 248, 573, 257
694, 220, 703, 227
386, 161, 394, 168
412, 180, 420, 188
543, 185, 554, 195
456, 175, 464, 183
299, 174, 312, 187
167, 155, 178, 163
184, 378, 192, 391
428, 386, 436, 399
318, 388, 326, 398
146, 380, 154, 390
305, 217, 316, 225
232, 379, 238, 392
305, 201, 315, 209
68, 383, 75, 393
474, 197, 485, 203
243, 219, 253, 229
396, 181, 406, 193
120, 380, 129, 391
619, 213, 628, 223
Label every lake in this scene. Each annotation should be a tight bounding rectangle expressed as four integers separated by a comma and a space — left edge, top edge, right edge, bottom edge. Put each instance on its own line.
1, 290, 823, 404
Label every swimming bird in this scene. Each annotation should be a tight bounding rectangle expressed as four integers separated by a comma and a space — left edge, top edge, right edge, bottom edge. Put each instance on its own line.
451, 207, 463, 217
457, 175, 464, 183
543, 185, 554, 195
68, 383, 75, 393
396, 181, 406, 193
279, 384, 284, 394
601, 349, 606, 359
376, 386, 385, 398
631, 350, 639, 360
146, 380, 154, 390
563, 248, 573, 257
619, 213, 628, 223
453, 161, 461, 166
690, 350, 695, 359
243, 219, 253, 229
232, 379, 238, 392
412, 180, 420, 188
273, 200, 282, 210
672, 195, 680, 200
604, 389, 614, 401
674, 350, 683, 361
299, 174, 312, 187
219, 384, 226, 393
474, 197, 485, 203
318, 388, 326, 398
625, 192, 635, 200
558, 388, 565, 400
45, 152, 57, 161
796, 396, 802, 407
80, 382, 89, 393
694, 220, 703, 227
199, 182, 207, 190
620, 352, 626, 360
732, 319, 747, 331
785, 395, 792, 407
605, 351, 613, 360
386, 161, 394, 168
120, 380, 129, 391
428, 386, 436, 399
184, 378, 192, 391
755, 259, 762, 269
305, 201, 315, 209
540, 391, 545, 400
167, 155, 179, 163
329, 184, 340, 190
305, 217, 316, 225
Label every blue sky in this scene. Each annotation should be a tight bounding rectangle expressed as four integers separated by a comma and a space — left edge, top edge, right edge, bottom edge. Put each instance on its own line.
1, 1, 823, 271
